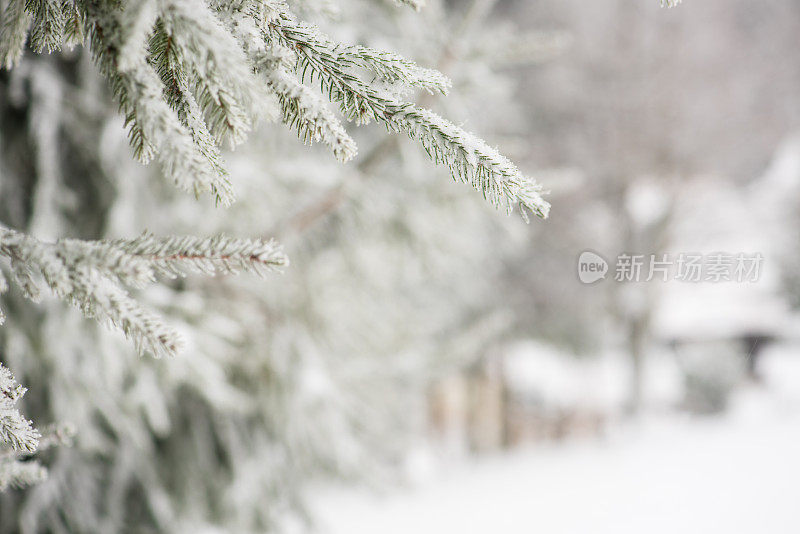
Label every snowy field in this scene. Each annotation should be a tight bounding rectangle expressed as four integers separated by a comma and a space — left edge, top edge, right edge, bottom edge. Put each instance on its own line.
313, 355, 800, 534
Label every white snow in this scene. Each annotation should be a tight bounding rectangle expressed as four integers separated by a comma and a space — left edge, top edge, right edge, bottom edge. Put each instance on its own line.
312, 348, 800, 534
654, 138, 800, 343
502, 341, 683, 412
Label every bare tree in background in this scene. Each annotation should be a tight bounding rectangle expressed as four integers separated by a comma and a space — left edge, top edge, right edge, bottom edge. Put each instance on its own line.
501, 0, 800, 412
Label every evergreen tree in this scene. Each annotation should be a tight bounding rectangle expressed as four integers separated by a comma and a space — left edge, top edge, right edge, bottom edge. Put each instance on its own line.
0, 0, 674, 531
0, 0, 548, 358
0, 0, 553, 531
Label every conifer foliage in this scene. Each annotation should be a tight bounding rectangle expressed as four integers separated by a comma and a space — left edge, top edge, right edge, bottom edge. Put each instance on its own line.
0, 362, 44, 491
0, 0, 680, 526
0, 226, 287, 358
0, 0, 548, 365
0, 0, 549, 500
0, 362, 74, 491
0, 0, 550, 217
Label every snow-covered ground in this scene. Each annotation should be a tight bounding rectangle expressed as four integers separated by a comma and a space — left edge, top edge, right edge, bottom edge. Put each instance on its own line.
312, 350, 800, 534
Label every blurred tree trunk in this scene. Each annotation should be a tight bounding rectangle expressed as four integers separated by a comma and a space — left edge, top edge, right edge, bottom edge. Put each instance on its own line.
626, 312, 649, 414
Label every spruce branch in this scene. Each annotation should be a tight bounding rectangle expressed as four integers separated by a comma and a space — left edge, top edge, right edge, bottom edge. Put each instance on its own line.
149, 21, 231, 180
26, 0, 66, 54
70, 267, 186, 358
264, 16, 439, 124
0, 0, 31, 69
0, 363, 41, 454
0, 226, 287, 358
0, 364, 66, 492
395, 107, 550, 219
112, 0, 159, 74
84, 0, 237, 206
266, 13, 549, 218
266, 66, 358, 162
336, 45, 451, 95
107, 232, 289, 279
155, 0, 262, 148
62, 0, 85, 47
2, 0, 549, 218
222, 9, 358, 162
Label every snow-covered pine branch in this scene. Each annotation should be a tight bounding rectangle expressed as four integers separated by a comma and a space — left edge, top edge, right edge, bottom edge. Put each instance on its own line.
0, 362, 46, 492
336, 45, 451, 95
257, 51, 359, 163
107, 232, 289, 279
264, 12, 549, 218
0, 363, 40, 454
0, 363, 75, 492
0, 0, 31, 69
0, 226, 287, 358
26, 0, 66, 54
0, 0, 549, 218
83, 0, 248, 206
